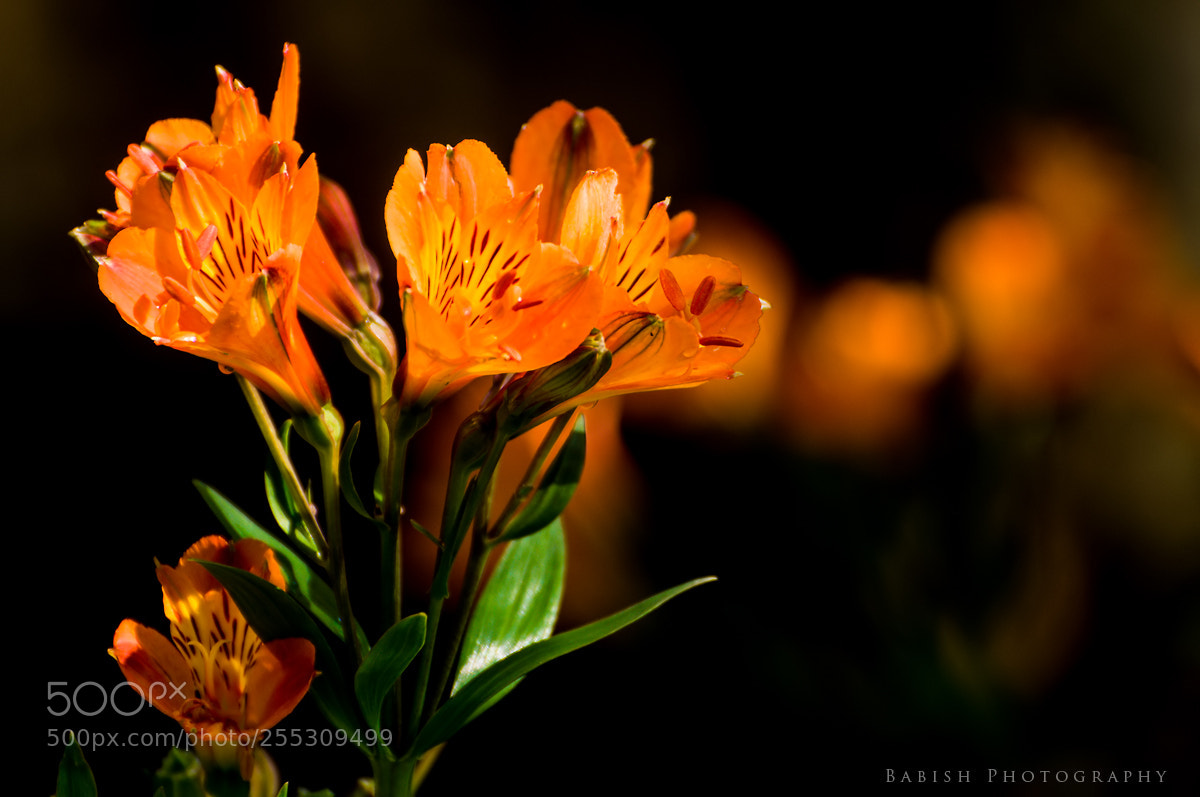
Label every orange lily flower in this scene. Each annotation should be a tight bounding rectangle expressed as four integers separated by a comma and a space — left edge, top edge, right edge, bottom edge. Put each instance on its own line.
511, 100, 654, 243
100, 43, 384, 345
110, 536, 316, 779
509, 103, 763, 413
384, 139, 601, 410
98, 154, 332, 418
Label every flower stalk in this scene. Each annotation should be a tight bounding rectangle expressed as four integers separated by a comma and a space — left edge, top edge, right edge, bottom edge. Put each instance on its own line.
237, 375, 327, 563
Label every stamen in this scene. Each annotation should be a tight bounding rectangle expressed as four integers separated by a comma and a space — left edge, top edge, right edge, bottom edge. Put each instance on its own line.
105, 170, 133, 198
196, 224, 218, 261
690, 276, 716, 316
698, 335, 744, 348
162, 276, 196, 306
179, 228, 204, 269
126, 144, 162, 175
659, 268, 686, 313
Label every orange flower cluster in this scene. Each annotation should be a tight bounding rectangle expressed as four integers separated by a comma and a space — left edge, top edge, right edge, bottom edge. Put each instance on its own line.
92, 44, 380, 418
110, 536, 316, 778
386, 100, 765, 415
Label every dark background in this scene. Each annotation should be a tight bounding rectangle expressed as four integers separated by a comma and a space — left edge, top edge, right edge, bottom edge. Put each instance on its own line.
14, 0, 1200, 793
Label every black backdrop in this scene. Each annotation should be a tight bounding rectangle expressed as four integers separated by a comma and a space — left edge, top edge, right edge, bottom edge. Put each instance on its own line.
15, 1, 1200, 794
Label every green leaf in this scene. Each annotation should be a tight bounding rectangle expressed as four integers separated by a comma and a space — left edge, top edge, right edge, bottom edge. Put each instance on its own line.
198, 561, 365, 743
453, 518, 565, 694
354, 613, 427, 733
497, 416, 586, 541
194, 481, 367, 652
410, 576, 716, 756
55, 736, 97, 797
339, 421, 375, 521
275, 786, 288, 797
265, 458, 303, 541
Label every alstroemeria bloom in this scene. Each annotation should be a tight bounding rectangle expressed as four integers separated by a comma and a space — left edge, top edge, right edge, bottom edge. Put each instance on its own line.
99, 154, 331, 418
101, 43, 385, 347
509, 103, 763, 412
385, 140, 601, 410
110, 536, 315, 779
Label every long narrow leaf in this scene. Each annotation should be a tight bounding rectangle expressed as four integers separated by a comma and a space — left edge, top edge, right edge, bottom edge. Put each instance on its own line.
498, 417, 586, 541
453, 518, 565, 694
410, 576, 715, 756
194, 481, 367, 651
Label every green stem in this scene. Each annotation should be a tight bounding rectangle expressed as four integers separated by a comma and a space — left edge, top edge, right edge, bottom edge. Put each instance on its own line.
372, 753, 415, 797
316, 438, 366, 667
490, 411, 575, 540
433, 511, 491, 706
236, 375, 327, 563
409, 432, 506, 735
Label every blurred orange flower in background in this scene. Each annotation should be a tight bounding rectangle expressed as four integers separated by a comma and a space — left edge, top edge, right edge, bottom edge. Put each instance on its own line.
782, 277, 958, 456
934, 119, 1193, 407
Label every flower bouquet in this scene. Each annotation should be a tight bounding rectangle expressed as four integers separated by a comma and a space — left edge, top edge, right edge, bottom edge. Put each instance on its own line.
63, 43, 764, 796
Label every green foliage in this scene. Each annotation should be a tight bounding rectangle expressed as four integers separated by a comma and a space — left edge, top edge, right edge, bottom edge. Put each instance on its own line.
355, 613, 427, 733
55, 737, 97, 797
410, 576, 716, 756
194, 481, 367, 652
454, 518, 566, 693
496, 417, 586, 541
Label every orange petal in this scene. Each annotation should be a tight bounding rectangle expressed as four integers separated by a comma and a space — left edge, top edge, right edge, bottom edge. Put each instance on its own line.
511, 101, 647, 242
245, 637, 316, 731
110, 619, 193, 721
605, 201, 671, 303
424, 140, 512, 225
560, 169, 623, 270
269, 43, 300, 143
144, 118, 216, 162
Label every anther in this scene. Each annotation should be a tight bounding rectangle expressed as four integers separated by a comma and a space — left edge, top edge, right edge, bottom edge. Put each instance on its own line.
698, 335, 744, 348
659, 268, 686, 313
690, 276, 716, 316
105, 170, 133, 198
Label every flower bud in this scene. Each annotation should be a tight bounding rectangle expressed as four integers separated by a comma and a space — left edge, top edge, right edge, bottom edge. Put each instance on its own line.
317, 175, 383, 311
69, 219, 120, 271
501, 329, 612, 434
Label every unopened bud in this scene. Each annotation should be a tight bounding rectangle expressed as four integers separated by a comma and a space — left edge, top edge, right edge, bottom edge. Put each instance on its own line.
501, 329, 611, 434
317, 176, 383, 311
69, 219, 120, 272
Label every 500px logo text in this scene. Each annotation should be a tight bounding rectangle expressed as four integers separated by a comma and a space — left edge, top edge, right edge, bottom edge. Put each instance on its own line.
47, 680, 185, 717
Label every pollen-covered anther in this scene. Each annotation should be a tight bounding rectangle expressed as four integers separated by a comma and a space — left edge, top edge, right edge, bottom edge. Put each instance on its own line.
698, 335, 744, 348
127, 143, 163, 175
162, 276, 197, 307
106, 170, 134, 198
690, 276, 716, 316
659, 268, 686, 313
195, 224, 218, 261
